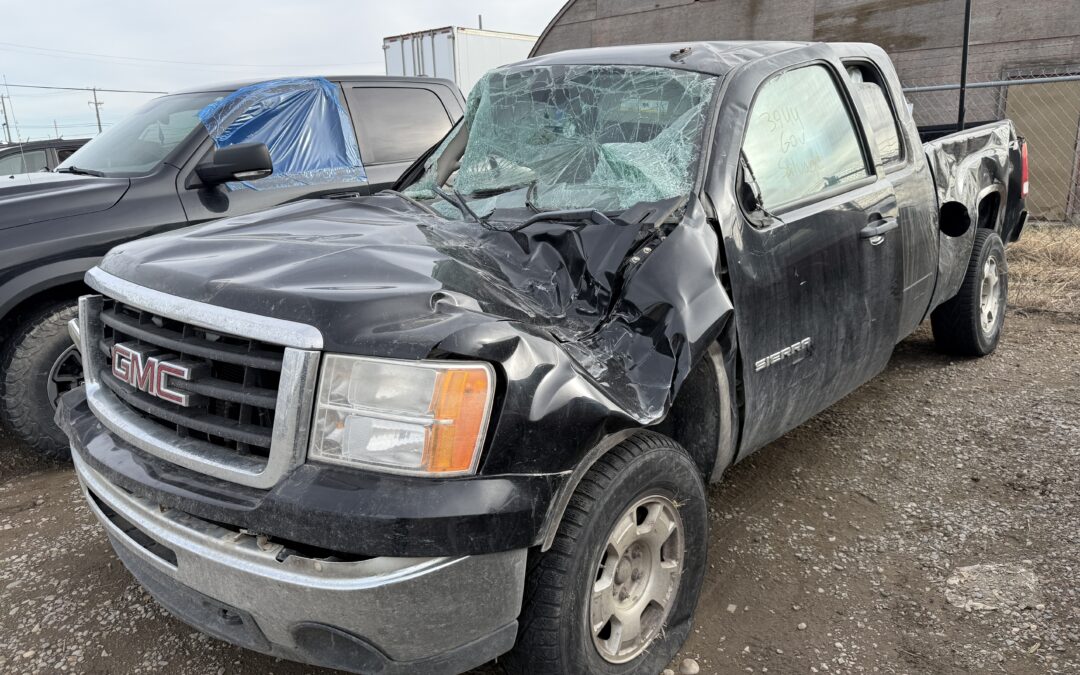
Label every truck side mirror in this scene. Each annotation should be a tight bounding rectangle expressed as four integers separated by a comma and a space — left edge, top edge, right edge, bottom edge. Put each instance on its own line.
737, 154, 766, 213
738, 155, 780, 227
738, 174, 763, 214
195, 142, 273, 186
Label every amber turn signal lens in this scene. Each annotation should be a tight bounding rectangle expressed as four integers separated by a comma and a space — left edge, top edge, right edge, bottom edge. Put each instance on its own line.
425, 368, 492, 473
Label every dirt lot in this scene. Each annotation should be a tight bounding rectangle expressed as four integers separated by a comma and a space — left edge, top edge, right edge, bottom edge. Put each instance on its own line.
1, 228, 1078, 674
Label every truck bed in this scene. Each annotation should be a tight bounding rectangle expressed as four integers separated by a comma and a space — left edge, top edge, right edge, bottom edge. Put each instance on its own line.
920, 120, 1024, 310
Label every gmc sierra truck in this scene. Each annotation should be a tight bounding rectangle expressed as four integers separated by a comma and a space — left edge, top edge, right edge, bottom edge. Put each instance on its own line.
0, 76, 464, 458
58, 42, 1027, 675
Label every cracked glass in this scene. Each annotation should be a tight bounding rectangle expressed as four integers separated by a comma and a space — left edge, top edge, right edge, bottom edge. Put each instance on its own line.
404, 64, 717, 219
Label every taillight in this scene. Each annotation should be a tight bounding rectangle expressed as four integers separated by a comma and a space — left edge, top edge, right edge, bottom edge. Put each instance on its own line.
1020, 141, 1029, 198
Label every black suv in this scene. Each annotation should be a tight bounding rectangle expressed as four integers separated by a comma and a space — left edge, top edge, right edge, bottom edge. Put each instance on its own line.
0, 75, 464, 457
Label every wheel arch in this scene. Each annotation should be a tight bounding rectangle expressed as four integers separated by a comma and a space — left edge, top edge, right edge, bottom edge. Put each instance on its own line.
0, 258, 98, 341
537, 343, 739, 551
977, 186, 1003, 232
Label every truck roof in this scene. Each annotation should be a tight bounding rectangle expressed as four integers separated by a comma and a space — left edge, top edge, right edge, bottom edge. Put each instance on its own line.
518, 40, 827, 76
0, 138, 90, 152
168, 74, 459, 96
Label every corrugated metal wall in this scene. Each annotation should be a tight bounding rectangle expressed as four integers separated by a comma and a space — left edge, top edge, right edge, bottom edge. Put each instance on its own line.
532, 0, 1080, 86
532, 0, 1080, 223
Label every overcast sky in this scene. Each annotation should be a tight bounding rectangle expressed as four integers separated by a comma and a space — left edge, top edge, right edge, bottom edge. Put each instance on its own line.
1, 0, 564, 142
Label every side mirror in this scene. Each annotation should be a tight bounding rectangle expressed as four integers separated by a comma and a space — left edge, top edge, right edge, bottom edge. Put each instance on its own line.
738, 174, 763, 214
737, 153, 765, 211
195, 142, 272, 186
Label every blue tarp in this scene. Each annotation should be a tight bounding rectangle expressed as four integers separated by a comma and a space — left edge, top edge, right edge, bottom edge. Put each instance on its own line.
198, 77, 366, 190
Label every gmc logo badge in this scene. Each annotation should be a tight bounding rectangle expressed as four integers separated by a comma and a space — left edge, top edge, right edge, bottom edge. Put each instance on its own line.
111, 343, 194, 407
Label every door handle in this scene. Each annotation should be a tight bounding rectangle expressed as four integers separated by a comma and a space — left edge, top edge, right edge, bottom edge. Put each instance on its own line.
860, 217, 898, 240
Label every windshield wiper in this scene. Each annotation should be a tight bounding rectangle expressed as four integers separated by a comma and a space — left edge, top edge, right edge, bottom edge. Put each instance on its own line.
471, 179, 537, 199
507, 208, 615, 231
432, 185, 483, 224
56, 166, 106, 177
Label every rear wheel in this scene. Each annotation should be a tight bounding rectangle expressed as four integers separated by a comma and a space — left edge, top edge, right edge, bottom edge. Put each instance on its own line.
505, 432, 707, 675
1, 302, 82, 459
931, 229, 1007, 356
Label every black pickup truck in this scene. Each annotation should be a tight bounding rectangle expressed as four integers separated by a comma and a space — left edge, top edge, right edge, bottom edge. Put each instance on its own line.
58, 42, 1026, 675
0, 75, 464, 457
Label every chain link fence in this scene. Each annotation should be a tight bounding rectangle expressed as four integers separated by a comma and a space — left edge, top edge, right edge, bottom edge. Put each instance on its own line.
902, 69, 1080, 227
902, 70, 1080, 224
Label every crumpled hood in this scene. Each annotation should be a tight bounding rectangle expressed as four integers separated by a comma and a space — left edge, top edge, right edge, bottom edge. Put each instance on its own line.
99, 194, 648, 360
100, 192, 732, 423
0, 171, 130, 229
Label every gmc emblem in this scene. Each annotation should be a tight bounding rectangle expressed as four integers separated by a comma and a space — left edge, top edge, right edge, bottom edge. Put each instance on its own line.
111, 343, 194, 407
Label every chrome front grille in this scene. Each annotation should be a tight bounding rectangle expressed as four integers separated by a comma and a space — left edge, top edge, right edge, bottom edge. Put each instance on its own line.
80, 268, 323, 489
97, 299, 282, 456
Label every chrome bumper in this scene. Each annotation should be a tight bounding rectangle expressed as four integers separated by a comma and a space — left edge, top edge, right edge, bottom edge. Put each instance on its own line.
73, 451, 526, 671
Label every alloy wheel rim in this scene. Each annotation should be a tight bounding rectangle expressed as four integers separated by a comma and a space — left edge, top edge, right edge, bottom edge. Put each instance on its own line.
979, 256, 1002, 336
47, 346, 83, 410
590, 494, 684, 664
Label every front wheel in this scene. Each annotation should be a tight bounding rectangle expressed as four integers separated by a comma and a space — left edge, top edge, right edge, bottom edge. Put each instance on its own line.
505, 432, 708, 675
931, 229, 1008, 356
1, 301, 83, 459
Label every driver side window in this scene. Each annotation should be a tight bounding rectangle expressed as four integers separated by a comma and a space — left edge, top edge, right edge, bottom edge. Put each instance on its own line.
742, 65, 869, 212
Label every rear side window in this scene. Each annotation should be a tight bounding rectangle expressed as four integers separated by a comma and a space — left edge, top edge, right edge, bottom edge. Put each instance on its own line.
346, 87, 452, 164
0, 153, 23, 175
847, 65, 904, 166
0, 149, 47, 174
741, 65, 869, 210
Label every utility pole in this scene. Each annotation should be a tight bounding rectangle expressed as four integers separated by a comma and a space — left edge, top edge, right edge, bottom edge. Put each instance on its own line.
0, 96, 10, 144
956, 0, 972, 132
54, 119, 59, 138
1, 74, 19, 142
89, 88, 103, 134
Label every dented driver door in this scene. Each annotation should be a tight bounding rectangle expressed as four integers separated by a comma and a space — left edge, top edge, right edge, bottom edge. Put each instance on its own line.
727, 61, 903, 456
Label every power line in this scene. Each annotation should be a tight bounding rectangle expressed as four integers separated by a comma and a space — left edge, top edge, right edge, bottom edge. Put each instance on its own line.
18, 123, 110, 128
1, 82, 166, 94
0, 40, 382, 70
1, 89, 76, 97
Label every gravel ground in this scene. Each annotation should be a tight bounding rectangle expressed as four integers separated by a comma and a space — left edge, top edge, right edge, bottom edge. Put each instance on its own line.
2, 260, 1078, 674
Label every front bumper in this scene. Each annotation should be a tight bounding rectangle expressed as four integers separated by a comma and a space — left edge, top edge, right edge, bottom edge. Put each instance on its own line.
58, 386, 562, 557
72, 449, 526, 674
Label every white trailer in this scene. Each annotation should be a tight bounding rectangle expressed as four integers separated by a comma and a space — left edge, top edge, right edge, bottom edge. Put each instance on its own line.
383, 27, 537, 96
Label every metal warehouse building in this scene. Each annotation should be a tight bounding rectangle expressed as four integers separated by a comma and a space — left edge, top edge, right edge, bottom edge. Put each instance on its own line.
531, 0, 1080, 223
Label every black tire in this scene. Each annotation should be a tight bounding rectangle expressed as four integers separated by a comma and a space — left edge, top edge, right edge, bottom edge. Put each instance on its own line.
1, 301, 82, 459
505, 432, 708, 675
931, 229, 1008, 357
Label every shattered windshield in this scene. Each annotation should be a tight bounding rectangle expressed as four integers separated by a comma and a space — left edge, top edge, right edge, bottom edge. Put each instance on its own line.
403, 64, 717, 220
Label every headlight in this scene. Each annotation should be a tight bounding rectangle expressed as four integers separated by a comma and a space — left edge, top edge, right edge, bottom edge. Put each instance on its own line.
308, 354, 495, 476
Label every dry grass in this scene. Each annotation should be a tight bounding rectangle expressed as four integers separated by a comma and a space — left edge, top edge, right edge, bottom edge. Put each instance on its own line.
1008, 224, 1080, 313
